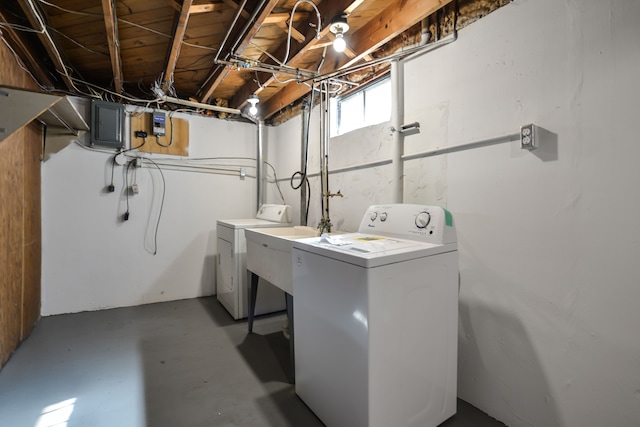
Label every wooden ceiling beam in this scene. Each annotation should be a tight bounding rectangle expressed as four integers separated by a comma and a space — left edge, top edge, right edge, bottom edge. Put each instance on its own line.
0, 11, 55, 88
18, 0, 74, 91
260, 0, 452, 119
222, 0, 250, 19
229, 0, 362, 110
189, 3, 220, 14
276, 21, 306, 43
163, 0, 193, 90
198, 0, 280, 103
263, 12, 309, 25
100, 0, 123, 93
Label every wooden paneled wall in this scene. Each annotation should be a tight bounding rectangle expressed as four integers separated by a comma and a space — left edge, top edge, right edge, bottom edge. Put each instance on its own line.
0, 40, 42, 370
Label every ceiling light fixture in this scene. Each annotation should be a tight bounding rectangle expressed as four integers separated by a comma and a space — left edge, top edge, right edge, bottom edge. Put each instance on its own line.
329, 14, 349, 53
247, 94, 259, 116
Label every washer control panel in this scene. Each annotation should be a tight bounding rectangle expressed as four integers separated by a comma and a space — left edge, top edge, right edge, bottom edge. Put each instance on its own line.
357, 204, 456, 244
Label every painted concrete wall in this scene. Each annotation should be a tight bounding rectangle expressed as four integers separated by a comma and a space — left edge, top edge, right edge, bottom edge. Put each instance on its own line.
42, 113, 258, 315
267, 0, 640, 426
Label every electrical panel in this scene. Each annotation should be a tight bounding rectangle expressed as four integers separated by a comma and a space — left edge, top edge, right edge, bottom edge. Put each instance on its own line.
91, 99, 124, 148
152, 111, 166, 136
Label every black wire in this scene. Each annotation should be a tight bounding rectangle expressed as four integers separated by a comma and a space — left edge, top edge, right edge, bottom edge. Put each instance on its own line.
127, 137, 146, 152
289, 89, 315, 224
125, 160, 133, 216
110, 155, 116, 187
144, 158, 166, 255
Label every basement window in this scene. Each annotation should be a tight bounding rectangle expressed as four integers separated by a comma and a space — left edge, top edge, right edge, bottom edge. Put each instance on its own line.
331, 76, 391, 136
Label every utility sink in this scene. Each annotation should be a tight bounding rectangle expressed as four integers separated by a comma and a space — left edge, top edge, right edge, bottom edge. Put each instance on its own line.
245, 226, 320, 295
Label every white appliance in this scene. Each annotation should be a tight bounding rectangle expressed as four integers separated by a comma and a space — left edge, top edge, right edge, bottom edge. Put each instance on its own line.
291, 204, 458, 427
216, 204, 291, 320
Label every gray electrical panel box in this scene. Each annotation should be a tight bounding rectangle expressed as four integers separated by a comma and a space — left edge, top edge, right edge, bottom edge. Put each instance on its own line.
91, 99, 124, 148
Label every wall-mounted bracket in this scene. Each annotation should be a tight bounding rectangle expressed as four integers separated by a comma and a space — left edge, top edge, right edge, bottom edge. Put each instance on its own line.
0, 86, 61, 143
391, 122, 421, 136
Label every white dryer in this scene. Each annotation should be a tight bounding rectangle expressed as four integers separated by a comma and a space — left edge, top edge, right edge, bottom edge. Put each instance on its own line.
291, 204, 458, 427
216, 204, 291, 320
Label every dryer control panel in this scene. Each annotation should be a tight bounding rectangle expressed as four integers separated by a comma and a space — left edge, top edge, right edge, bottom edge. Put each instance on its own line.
357, 204, 456, 244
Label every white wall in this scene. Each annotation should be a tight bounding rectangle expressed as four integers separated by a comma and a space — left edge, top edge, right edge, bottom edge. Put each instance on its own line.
268, 0, 640, 426
42, 112, 259, 315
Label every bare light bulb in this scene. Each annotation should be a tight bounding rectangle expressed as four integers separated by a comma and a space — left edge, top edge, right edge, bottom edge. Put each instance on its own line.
247, 94, 259, 116
333, 33, 346, 52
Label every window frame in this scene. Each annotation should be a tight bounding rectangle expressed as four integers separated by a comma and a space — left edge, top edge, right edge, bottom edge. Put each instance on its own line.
331, 75, 391, 136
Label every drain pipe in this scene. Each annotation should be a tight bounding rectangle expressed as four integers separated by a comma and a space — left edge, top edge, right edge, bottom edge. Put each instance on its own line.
256, 119, 265, 211
390, 58, 404, 203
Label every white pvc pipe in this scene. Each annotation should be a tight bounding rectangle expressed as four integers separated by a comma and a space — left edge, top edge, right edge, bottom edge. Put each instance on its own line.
163, 96, 241, 115
257, 120, 265, 211
402, 133, 520, 161
390, 59, 404, 203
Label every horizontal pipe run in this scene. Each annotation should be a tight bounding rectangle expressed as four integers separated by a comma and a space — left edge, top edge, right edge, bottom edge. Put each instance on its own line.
163, 95, 241, 115
140, 161, 253, 177
302, 159, 393, 179
402, 133, 520, 161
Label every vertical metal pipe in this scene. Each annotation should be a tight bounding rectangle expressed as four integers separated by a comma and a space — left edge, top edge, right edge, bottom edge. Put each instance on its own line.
319, 81, 331, 232
300, 99, 310, 225
391, 59, 404, 203
256, 120, 264, 211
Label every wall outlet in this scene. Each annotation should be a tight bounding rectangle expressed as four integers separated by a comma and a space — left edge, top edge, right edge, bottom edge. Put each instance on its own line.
520, 124, 538, 150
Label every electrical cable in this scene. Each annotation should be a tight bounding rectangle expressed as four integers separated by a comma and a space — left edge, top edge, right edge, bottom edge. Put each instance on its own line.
282, 0, 321, 65
143, 158, 166, 255
124, 160, 133, 220
264, 161, 286, 204
0, 35, 49, 91
128, 136, 146, 151
108, 155, 116, 192
47, 26, 108, 56
38, 0, 217, 52
289, 87, 315, 223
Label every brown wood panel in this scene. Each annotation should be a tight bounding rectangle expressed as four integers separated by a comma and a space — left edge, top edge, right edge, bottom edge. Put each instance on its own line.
21, 123, 42, 339
130, 113, 189, 156
0, 39, 42, 370
0, 129, 24, 368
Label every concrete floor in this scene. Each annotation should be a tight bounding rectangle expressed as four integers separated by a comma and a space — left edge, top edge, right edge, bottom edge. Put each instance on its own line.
0, 297, 506, 427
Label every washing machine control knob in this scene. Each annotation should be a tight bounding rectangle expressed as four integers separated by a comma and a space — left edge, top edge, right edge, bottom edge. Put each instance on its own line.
370, 212, 378, 221
379, 212, 387, 222
415, 211, 431, 228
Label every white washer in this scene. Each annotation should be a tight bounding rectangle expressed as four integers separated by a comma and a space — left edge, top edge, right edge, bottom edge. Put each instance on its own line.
291, 204, 458, 427
217, 204, 291, 319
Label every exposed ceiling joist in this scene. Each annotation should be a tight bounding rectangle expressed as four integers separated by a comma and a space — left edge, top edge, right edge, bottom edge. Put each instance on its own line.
263, 12, 308, 25
100, 0, 123, 93
163, 0, 194, 90
229, 0, 363, 110
18, 0, 74, 91
198, 0, 280, 103
0, 0, 497, 122
276, 21, 306, 43
222, 0, 250, 19
259, 0, 453, 118
0, 10, 54, 88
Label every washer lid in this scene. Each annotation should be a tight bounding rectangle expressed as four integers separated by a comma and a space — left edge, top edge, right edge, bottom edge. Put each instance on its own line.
217, 218, 291, 229
292, 233, 457, 268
